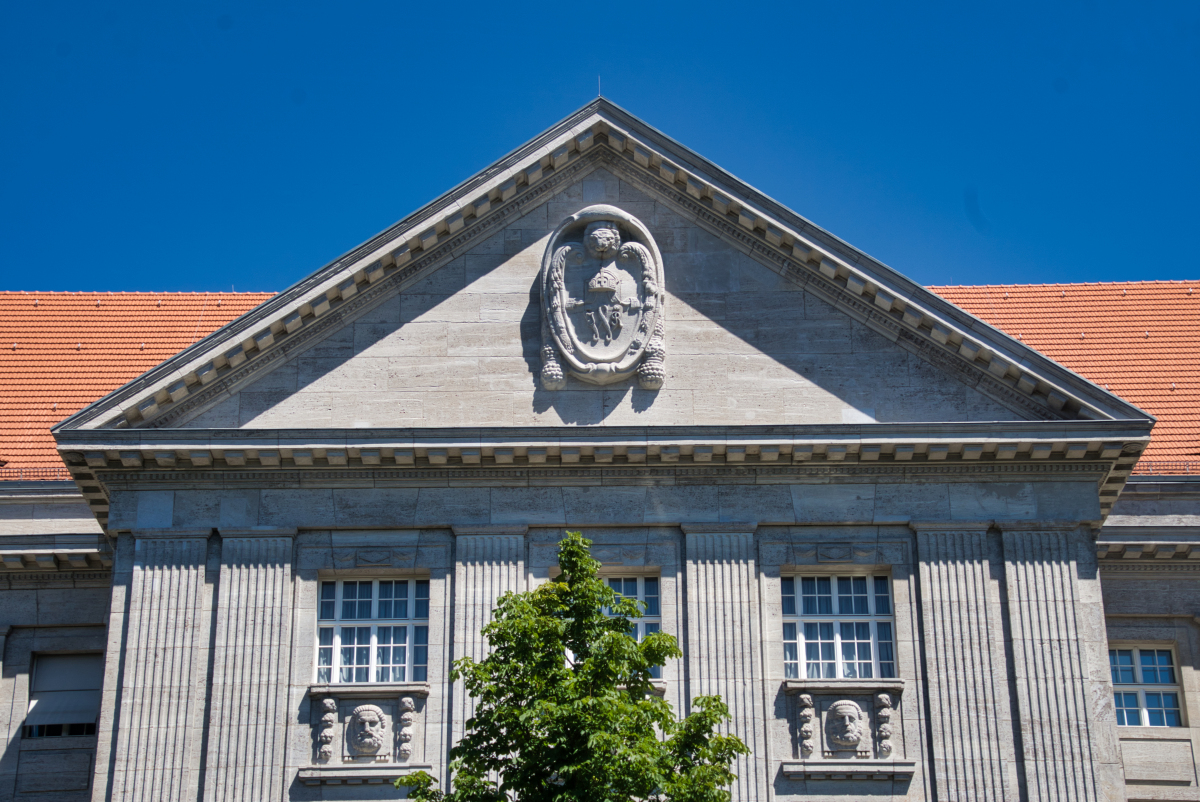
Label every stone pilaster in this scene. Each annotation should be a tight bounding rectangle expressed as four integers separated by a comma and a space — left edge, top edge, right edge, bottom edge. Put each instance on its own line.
684, 528, 768, 802
1001, 528, 1120, 802
103, 531, 212, 802
450, 530, 525, 747
915, 526, 1019, 802
203, 532, 295, 802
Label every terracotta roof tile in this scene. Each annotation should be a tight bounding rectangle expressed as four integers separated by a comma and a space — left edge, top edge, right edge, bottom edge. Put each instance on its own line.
2, 283, 1194, 480
931, 281, 1200, 473
0, 291, 273, 478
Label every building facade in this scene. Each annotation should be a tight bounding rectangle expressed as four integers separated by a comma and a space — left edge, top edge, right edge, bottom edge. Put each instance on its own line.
2, 100, 1198, 802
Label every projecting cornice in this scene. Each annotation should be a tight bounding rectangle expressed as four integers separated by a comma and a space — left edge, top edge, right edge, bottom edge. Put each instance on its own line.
53, 100, 1151, 436
56, 421, 1150, 529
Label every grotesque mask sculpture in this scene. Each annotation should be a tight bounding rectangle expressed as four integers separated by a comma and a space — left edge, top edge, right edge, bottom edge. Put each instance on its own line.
348, 704, 387, 756
826, 700, 865, 749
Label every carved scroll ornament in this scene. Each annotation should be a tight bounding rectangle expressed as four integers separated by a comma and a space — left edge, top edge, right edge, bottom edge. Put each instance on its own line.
540, 205, 666, 390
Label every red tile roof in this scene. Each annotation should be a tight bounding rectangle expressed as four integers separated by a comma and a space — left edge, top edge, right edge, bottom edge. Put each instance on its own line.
0, 292, 274, 479
1, 283, 1195, 480
932, 281, 1200, 473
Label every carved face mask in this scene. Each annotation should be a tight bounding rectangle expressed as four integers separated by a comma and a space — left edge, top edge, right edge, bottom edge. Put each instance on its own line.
349, 705, 386, 754
826, 701, 864, 748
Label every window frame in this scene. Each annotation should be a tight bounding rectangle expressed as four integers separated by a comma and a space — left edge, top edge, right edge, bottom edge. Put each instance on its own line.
1109, 645, 1184, 728
605, 575, 664, 679
314, 577, 431, 685
780, 573, 896, 681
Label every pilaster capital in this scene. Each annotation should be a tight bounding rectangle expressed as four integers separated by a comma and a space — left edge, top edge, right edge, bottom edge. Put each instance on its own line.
681, 522, 757, 534
451, 525, 528, 537
130, 527, 212, 539
907, 520, 993, 533
218, 527, 297, 538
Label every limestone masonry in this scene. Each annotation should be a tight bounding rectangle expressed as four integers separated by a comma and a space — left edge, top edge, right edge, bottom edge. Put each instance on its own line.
0, 100, 1196, 802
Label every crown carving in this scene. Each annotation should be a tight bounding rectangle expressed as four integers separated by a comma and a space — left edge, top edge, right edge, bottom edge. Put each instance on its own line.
588, 266, 621, 293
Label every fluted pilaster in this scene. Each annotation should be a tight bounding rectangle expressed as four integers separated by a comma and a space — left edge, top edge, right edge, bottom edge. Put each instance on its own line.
451, 534, 525, 745
109, 535, 210, 802
916, 528, 1019, 802
684, 531, 767, 802
203, 535, 294, 802
1002, 529, 1114, 802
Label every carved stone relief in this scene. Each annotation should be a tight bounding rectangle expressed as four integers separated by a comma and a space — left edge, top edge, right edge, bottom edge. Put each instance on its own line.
825, 699, 867, 752
310, 693, 426, 767
397, 696, 416, 760
539, 204, 666, 390
316, 697, 337, 761
797, 694, 816, 757
875, 693, 893, 757
347, 704, 389, 759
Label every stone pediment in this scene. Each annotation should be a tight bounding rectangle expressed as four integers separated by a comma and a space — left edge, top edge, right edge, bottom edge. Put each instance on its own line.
54, 100, 1147, 436
53, 100, 1155, 527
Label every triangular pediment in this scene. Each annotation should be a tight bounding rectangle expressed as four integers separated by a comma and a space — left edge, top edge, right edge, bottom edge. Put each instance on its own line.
56, 99, 1149, 435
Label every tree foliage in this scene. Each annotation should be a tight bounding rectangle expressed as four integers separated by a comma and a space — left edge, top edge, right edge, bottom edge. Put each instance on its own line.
396, 531, 748, 802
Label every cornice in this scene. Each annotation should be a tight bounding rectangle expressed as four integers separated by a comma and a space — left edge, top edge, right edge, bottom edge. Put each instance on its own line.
53, 101, 1148, 438
57, 422, 1147, 529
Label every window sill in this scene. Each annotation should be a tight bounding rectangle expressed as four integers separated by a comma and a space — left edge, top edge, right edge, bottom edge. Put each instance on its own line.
19, 734, 98, 751
780, 759, 916, 780
298, 763, 433, 786
1117, 726, 1190, 739
307, 682, 430, 699
783, 679, 905, 695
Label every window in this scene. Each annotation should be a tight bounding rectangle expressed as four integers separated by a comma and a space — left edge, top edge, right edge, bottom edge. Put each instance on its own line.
23, 653, 103, 738
607, 576, 663, 679
317, 579, 429, 684
781, 575, 895, 680
1110, 647, 1183, 726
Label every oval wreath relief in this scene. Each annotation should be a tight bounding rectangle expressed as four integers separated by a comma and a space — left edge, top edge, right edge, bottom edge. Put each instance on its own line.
539, 205, 666, 390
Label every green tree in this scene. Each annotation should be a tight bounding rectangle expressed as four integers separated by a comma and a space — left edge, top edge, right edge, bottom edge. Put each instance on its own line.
396, 531, 748, 802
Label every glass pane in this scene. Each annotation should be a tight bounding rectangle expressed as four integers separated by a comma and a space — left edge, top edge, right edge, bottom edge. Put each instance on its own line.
852, 577, 869, 614
1140, 650, 1176, 684
816, 577, 832, 614
643, 622, 662, 678
624, 579, 638, 597
837, 577, 852, 614
415, 580, 430, 619
342, 581, 373, 620
378, 581, 394, 619
781, 577, 796, 615
396, 580, 409, 620
1115, 692, 1140, 726
320, 581, 336, 620
413, 626, 429, 682
801, 578, 817, 614
877, 622, 895, 678
839, 621, 872, 679
1110, 649, 1135, 684
804, 622, 835, 678
783, 621, 799, 678
1146, 695, 1165, 727
644, 577, 660, 617
874, 576, 892, 615
317, 626, 333, 683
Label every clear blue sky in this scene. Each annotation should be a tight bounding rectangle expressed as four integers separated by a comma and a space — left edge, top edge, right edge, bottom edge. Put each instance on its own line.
3, 2, 1197, 293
